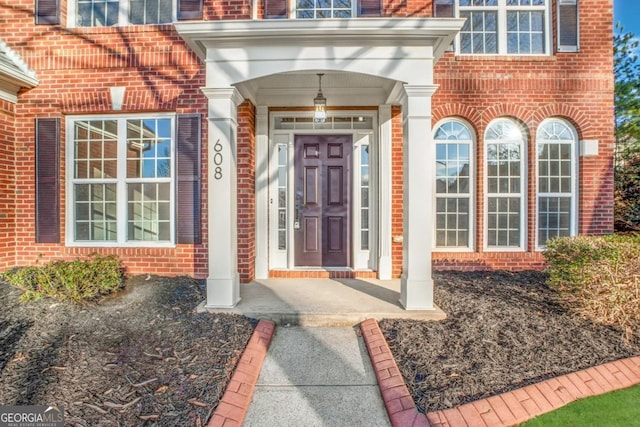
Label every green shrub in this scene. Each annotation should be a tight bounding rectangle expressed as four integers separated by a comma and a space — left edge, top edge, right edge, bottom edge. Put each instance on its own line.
0, 254, 125, 302
544, 234, 640, 340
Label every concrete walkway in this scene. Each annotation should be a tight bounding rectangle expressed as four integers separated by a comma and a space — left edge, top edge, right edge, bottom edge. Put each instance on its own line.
205, 280, 640, 426
243, 326, 391, 426
209, 319, 640, 427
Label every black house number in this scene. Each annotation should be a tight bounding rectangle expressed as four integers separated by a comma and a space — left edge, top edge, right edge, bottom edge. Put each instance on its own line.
214, 139, 223, 180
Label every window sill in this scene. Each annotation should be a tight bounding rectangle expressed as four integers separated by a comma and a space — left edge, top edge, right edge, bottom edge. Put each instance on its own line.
64, 23, 175, 34
455, 54, 557, 62
433, 247, 475, 253
65, 242, 177, 249
483, 247, 527, 252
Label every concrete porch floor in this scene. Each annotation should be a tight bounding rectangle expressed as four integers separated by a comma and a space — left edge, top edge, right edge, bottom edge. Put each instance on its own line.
197, 278, 446, 326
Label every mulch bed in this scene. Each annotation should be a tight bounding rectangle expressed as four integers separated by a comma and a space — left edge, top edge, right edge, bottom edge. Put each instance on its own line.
380, 271, 640, 414
0, 275, 256, 427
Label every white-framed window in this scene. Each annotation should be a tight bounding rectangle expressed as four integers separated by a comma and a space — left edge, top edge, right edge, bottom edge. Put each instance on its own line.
66, 114, 175, 246
456, 0, 551, 55
484, 118, 526, 250
295, 0, 355, 18
276, 142, 288, 250
359, 141, 370, 251
536, 118, 578, 248
434, 119, 475, 250
70, 0, 174, 27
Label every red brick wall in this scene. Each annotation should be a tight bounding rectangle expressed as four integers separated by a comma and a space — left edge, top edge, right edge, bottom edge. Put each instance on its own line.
0, 0, 614, 278
390, 0, 614, 273
237, 102, 256, 283
0, 4, 209, 277
0, 99, 16, 270
430, 0, 613, 270
391, 106, 404, 278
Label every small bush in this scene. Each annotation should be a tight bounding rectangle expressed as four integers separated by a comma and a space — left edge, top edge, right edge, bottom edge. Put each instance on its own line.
0, 254, 125, 302
544, 234, 640, 340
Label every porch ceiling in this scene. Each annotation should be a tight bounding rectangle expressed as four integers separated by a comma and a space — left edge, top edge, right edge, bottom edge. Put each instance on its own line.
236, 71, 399, 107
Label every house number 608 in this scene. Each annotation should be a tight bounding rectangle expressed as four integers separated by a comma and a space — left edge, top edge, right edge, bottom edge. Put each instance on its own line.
213, 139, 223, 180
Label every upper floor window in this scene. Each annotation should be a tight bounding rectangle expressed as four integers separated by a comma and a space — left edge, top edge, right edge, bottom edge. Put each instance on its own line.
296, 0, 353, 18
485, 118, 526, 250
434, 120, 474, 249
74, 0, 173, 27
265, 0, 380, 19
536, 119, 578, 247
456, 0, 550, 55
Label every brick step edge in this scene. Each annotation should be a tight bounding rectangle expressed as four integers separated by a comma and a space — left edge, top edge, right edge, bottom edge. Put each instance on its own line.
208, 319, 276, 427
359, 318, 640, 427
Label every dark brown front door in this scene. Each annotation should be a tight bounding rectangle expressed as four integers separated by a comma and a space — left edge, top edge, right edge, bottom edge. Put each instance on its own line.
294, 135, 352, 267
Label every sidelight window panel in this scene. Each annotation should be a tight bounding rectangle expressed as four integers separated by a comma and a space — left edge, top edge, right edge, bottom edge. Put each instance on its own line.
360, 144, 370, 250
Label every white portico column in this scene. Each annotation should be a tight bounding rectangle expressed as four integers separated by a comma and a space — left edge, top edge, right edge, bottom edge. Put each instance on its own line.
400, 85, 438, 310
202, 87, 243, 308
378, 105, 393, 280
254, 105, 269, 279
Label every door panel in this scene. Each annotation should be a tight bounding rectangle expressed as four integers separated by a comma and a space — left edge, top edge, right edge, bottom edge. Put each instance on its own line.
294, 134, 352, 267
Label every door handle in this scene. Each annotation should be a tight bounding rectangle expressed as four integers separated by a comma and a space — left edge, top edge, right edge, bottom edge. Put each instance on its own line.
294, 194, 302, 229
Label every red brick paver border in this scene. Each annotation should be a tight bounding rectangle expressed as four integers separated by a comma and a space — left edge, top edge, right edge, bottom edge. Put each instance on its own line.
360, 318, 640, 427
361, 318, 430, 426
208, 319, 276, 427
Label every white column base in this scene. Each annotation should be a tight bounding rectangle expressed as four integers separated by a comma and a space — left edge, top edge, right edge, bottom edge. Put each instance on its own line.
400, 275, 434, 310
378, 255, 392, 280
206, 276, 241, 308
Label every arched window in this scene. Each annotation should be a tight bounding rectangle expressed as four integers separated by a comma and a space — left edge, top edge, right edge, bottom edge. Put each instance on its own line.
434, 120, 474, 249
536, 119, 578, 247
485, 118, 526, 250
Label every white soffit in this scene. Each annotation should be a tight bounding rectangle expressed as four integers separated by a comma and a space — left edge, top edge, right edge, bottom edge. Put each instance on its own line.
0, 38, 38, 103
175, 18, 465, 94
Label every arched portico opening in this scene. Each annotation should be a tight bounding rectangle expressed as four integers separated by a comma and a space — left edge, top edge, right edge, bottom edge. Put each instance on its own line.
175, 17, 464, 310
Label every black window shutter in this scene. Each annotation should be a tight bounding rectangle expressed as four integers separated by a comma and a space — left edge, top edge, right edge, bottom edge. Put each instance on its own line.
177, 0, 203, 20
35, 0, 60, 25
35, 118, 60, 243
358, 0, 381, 16
176, 114, 202, 244
434, 0, 454, 17
264, 0, 287, 18
558, 0, 579, 52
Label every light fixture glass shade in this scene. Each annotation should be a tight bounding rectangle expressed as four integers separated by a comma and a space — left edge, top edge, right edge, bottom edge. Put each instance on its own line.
314, 92, 326, 123
313, 73, 327, 123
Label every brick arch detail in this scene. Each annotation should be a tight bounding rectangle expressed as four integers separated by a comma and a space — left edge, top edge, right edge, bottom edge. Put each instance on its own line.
432, 104, 482, 127
432, 104, 483, 140
479, 103, 530, 132
529, 103, 588, 140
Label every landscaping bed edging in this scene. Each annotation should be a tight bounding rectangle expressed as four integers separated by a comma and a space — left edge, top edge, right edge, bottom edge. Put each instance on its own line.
360, 318, 640, 427
208, 319, 276, 427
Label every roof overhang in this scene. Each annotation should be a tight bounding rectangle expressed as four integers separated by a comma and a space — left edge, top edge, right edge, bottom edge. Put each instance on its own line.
176, 18, 465, 61
0, 41, 39, 103
175, 18, 464, 105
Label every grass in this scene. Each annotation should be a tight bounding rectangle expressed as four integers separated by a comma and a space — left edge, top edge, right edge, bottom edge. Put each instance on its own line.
521, 384, 640, 427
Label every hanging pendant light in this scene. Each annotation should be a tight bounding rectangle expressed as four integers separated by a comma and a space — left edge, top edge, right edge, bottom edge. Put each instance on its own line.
313, 73, 327, 123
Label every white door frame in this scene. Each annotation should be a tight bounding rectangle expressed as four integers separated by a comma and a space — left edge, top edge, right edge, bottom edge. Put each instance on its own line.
260, 111, 378, 274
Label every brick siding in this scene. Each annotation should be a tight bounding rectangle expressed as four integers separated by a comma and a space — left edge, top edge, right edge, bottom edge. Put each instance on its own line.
0, 100, 16, 270
0, 3, 209, 277
0, 0, 614, 280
